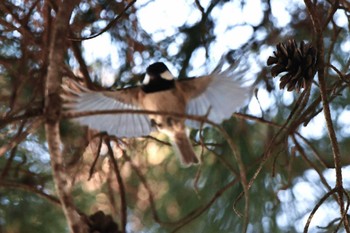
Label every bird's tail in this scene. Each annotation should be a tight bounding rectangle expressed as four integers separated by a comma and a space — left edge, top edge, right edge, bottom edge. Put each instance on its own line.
172, 132, 199, 166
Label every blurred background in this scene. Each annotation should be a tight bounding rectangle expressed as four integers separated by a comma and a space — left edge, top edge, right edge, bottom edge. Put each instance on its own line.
0, 0, 350, 232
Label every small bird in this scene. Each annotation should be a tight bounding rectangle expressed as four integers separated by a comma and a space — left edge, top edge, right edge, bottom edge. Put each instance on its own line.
63, 58, 249, 166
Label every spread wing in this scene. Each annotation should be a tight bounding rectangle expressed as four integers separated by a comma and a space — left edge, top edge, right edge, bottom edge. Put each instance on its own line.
177, 64, 249, 128
62, 82, 154, 138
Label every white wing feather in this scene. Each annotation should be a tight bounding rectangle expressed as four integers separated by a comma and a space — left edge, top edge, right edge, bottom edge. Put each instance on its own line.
62, 84, 154, 138
185, 64, 249, 128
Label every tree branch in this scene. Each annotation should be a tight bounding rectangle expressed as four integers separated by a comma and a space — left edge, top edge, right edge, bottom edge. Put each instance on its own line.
0, 118, 43, 157
44, 0, 88, 232
69, 0, 137, 41
303, 1, 348, 231
0, 180, 61, 206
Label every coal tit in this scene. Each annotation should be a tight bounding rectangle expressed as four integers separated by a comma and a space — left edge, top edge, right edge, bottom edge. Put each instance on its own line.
63, 59, 249, 166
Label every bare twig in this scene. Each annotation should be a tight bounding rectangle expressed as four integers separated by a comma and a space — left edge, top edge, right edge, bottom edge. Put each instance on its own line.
0, 118, 43, 157
105, 137, 127, 233
304, 0, 348, 230
216, 125, 250, 233
69, 0, 137, 41
0, 180, 61, 206
1, 120, 25, 177
171, 179, 239, 233
194, 0, 205, 16
292, 136, 334, 196
304, 187, 339, 233
88, 133, 105, 180
323, 0, 339, 31
69, 40, 93, 87
0, 109, 42, 129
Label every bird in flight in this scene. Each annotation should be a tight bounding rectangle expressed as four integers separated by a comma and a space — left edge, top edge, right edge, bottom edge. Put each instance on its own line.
63, 59, 249, 166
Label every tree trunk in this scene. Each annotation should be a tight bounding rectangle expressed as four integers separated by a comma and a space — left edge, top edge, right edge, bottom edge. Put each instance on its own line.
44, 0, 89, 232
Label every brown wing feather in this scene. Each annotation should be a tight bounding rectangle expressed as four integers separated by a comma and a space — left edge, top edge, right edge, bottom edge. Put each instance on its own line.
176, 76, 212, 100
102, 86, 143, 106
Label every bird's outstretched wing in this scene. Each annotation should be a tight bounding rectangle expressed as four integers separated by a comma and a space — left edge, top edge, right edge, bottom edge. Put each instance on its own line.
177, 63, 249, 128
62, 82, 154, 137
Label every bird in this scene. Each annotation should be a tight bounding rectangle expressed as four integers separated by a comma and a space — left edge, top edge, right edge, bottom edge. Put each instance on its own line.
62, 58, 249, 166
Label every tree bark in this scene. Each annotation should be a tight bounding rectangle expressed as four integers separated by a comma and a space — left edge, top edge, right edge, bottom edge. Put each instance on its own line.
44, 0, 89, 232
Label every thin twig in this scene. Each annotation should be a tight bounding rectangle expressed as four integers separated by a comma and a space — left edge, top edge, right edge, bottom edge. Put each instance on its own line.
323, 0, 339, 31
69, 0, 137, 41
143, 135, 171, 146
304, 0, 348, 231
69, 40, 93, 87
0, 180, 61, 206
0, 109, 42, 129
0, 118, 43, 157
88, 133, 105, 180
336, 192, 350, 232
1, 120, 26, 177
122, 151, 174, 225
303, 187, 339, 233
171, 179, 239, 233
292, 135, 334, 197
216, 125, 249, 233
105, 137, 127, 233
194, 0, 205, 16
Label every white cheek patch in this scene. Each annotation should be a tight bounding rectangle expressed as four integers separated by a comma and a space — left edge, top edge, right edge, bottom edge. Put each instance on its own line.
160, 70, 174, 80
143, 74, 151, 85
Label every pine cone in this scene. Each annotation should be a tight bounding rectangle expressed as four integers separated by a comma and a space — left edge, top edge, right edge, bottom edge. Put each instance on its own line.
267, 39, 317, 92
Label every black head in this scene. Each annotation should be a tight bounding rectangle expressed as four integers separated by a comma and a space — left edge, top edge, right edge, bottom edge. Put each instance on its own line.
142, 62, 175, 93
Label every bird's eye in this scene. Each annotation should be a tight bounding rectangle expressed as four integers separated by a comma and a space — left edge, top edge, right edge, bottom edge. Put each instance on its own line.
143, 74, 151, 85
160, 70, 174, 80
